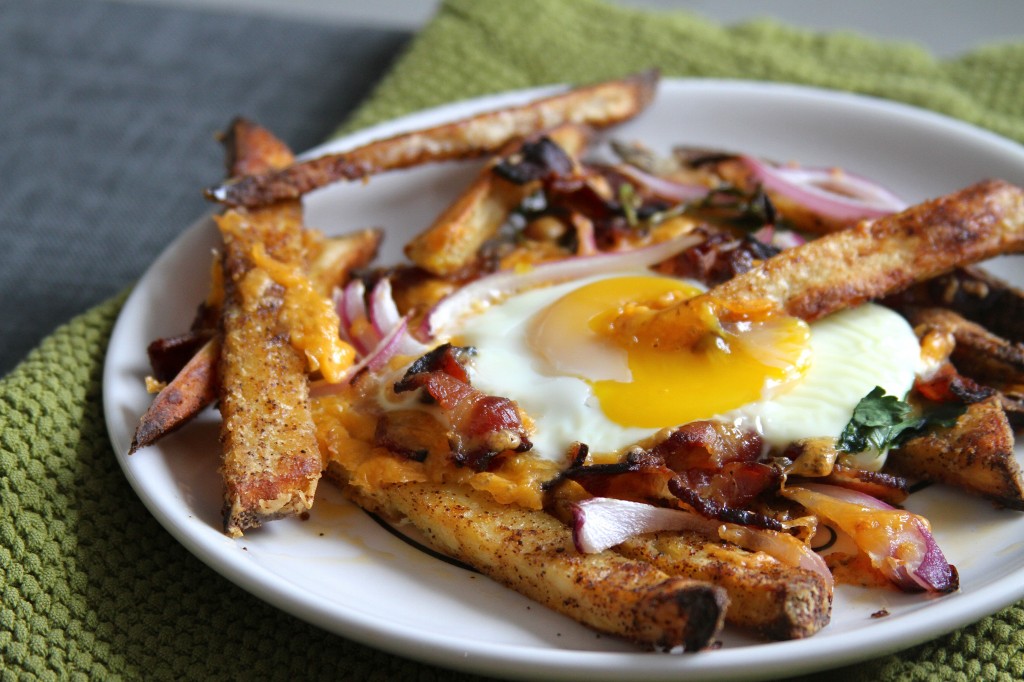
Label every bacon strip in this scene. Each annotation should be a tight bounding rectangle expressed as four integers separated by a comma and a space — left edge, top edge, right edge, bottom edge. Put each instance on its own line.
561, 422, 782, 529
393, 344, 532, 471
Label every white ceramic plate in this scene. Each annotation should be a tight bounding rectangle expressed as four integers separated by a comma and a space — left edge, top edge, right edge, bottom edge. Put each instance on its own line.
104, 79, 1024, 681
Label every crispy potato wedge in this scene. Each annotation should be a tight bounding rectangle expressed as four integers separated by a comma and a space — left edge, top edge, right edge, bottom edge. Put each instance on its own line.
625, 179, 1024, 347
337, 473, 729, 651
889, 396, 1024, 509
893, 265, 1024, 345
616, 531, 831, 640
404, 170, 532, 276
130, 336, 220, 453
404, 124, 592, 275
206, 70, 659, 208
906, 307, 1024, 389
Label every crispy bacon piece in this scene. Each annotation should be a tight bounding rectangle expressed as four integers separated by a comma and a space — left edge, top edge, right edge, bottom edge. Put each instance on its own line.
394, 343, 473, 387
808, 465, 909, 506
654, 229, 780, 287
914, 361, 995, 404
668, 469, 782, 530
650, 420, 764, 470
559, 449, 677, 504
146, 328, 215, 383
561, 422, 782, 529
394, 344, 532, 471
492, 134, 577, 185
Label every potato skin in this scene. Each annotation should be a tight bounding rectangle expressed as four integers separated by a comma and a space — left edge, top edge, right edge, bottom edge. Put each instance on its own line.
338, 472, 729, 651
890, 396, 1024, 509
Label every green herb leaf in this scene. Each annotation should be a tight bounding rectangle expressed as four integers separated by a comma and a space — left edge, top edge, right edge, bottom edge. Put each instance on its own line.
618, 182, 640, 228
836, 386, 964, 455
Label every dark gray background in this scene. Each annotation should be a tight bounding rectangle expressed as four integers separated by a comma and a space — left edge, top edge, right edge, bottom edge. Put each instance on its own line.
0, 0, 409, 375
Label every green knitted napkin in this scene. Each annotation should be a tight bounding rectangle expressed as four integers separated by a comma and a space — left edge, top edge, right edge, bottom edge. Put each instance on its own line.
4, 0, 1024, 680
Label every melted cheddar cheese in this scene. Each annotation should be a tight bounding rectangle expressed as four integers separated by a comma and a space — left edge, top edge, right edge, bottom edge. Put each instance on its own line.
249, 242, 355, 382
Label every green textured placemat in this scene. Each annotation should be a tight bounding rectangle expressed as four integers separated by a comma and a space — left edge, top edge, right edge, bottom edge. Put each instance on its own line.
4, 0, 1024, 680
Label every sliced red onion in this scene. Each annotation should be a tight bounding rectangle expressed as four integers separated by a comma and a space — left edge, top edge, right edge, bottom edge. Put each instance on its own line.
571, 497, 719, 553
782, 483, 957, 593
338, 279, 364, 333
751, 225, 806, 250
614, 163, 711, 203
572, 497, 834, 590
742, 155, 908, 222
336, 279, 380, 356
368, 278, 403, 337
423, 232, 705, 339
770, 228, 806, 250
310, 316, 414, 397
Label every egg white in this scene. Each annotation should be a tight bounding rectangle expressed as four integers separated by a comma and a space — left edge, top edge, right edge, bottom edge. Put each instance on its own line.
450, 272, 922, 469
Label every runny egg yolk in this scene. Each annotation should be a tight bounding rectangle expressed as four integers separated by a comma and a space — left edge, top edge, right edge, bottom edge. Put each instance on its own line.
527, 275, 812, 428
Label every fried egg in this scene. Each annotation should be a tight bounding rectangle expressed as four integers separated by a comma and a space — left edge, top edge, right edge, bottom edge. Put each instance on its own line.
451, 272, 922, 469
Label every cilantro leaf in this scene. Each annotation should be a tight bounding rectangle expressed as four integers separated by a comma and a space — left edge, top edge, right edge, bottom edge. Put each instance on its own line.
837, 386, 957, 455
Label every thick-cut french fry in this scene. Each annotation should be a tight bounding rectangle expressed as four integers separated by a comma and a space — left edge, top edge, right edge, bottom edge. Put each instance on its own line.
214, 119, 328, 537
616, 531, 831, 640
623, 180, 1024, 348
889, 396, 1024, 509
217, 203, 324, 537
337, 472, 729, 651
404, 124, 592, 275
307, 227, 383, 298
404, 172, 530, 276
130, 336, 220, 453
205, 70, 659, 208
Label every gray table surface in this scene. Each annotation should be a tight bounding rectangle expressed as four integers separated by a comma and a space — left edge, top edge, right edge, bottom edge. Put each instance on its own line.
0, 0, 409, 376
